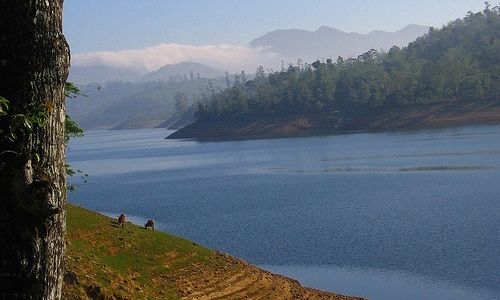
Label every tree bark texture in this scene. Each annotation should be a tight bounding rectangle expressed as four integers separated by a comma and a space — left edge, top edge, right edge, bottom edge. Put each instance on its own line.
0, 1, 70, 299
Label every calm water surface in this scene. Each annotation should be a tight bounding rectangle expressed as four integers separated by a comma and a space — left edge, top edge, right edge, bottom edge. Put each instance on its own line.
67, 126, 500, 300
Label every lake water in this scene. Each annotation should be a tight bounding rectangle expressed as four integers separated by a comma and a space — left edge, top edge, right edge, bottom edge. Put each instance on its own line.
67, 125, 500, 300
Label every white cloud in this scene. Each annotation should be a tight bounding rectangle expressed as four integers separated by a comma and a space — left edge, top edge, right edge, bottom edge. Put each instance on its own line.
71, 43, 281, 73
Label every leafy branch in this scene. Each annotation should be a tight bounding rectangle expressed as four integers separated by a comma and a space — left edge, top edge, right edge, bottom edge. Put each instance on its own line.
0, 96, 53, 143
1, 82, 90, 191
64, 82, 89, 192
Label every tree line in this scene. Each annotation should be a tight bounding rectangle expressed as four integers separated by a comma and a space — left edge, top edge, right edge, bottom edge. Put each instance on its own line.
195, 5, 499, 121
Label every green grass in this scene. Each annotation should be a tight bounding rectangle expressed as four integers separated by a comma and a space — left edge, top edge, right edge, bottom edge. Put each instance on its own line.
64, 203, 215, 299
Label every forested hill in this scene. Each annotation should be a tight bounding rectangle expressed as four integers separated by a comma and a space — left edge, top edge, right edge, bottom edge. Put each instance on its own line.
169, 6, 499, 139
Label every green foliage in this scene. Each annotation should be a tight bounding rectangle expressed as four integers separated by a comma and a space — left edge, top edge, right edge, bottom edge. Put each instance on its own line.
0, 96, 52, 142
0, 84, 87, 191
65, 164, 88, 193
64, 82, 85, 145
65, 82, 88, 99
196, 6, 499, 121
64, 83, 88, 192
0, 97, 8, 116
0, 83, 85, 144
0, 97, 8, 137
64, 114, 84, 144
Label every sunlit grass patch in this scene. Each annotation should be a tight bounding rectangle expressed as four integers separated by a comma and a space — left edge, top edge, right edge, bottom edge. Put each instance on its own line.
64, 203, 215, 299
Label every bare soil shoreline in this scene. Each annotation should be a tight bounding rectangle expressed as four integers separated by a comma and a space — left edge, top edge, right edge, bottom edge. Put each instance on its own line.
63, 204, 368, 300
166, 100, 500, 141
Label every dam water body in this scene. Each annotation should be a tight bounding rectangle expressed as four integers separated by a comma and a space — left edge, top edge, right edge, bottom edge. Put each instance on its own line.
67, 125, 500, 300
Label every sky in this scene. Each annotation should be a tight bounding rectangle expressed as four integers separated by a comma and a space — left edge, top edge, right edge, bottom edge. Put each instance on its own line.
63, 0, 487, 73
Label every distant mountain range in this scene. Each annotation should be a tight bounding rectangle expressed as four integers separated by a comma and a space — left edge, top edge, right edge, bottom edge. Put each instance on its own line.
68, 62, 225, 85
141, 62, 225, 82
249, 24, 430, 63
68, 65, 145, 85
68, 25, 429, 84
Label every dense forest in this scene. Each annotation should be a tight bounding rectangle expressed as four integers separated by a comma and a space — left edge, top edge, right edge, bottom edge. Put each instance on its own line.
194, 6, 499, 121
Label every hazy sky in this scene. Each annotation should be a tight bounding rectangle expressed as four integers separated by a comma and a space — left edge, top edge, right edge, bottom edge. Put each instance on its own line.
64, 0, 485, 53
63, 1, 486, 73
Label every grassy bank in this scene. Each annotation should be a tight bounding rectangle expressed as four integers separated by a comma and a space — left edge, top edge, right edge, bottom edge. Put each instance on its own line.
63, 204, 367, 300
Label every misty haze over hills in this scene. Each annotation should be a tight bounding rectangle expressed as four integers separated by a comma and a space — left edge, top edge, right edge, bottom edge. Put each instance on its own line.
67, 24, 431, 130
68, 24, 429, 84
68, 62, 226, 85
141, 62, 226, 82
68, 65, 144, 86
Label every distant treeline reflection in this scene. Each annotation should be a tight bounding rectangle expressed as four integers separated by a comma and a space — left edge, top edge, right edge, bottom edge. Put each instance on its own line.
263, 166, 496, 174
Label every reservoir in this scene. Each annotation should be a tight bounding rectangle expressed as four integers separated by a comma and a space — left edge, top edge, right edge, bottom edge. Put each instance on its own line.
67, 125, 500, 300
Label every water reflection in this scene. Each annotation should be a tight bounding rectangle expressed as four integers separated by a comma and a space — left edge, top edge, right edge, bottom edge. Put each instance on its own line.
262, 165, 496, 173
67, 125, 500, 300
320, 150, 500, 162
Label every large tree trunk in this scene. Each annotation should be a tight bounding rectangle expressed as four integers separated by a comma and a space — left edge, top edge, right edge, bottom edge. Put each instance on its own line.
0, 1, 70, 299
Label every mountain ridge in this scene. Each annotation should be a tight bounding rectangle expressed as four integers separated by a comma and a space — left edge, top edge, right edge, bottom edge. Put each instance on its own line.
141, 61, 225, 82
67, 23, 432, 130
249, 24, 430, 61
69, 24, 429, 84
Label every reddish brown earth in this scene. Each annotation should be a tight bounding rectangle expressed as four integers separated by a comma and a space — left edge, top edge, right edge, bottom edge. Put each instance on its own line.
342, 100, 500, 131
167, 100, 500, 141
169, 252, 367, 300
62, 204, 368, 300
